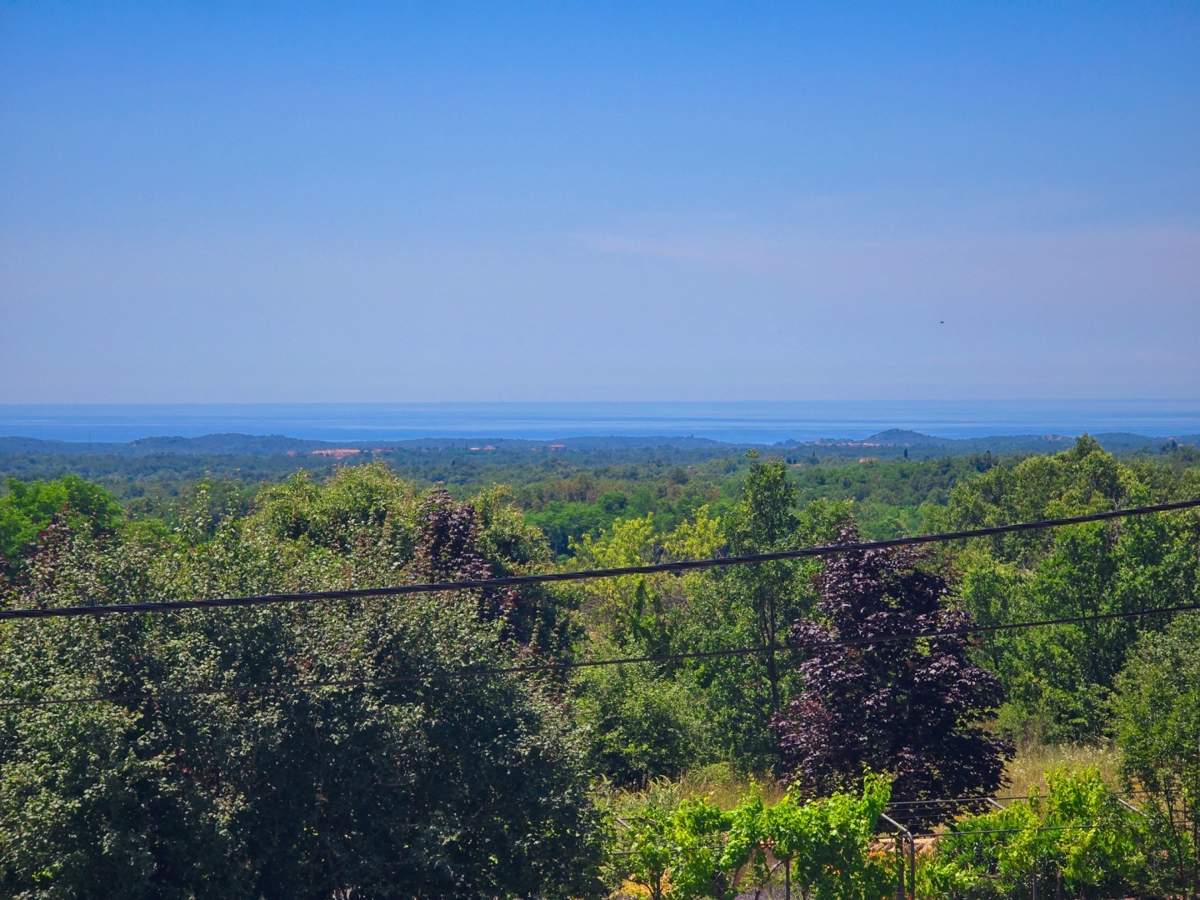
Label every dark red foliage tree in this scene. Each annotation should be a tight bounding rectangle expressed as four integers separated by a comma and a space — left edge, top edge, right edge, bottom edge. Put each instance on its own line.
413, 487, 491, 584
771, 528, 1012, 826
412, 487, 534, 645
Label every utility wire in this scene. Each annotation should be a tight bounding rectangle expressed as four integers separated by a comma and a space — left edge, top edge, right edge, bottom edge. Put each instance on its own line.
886, 790, 1151, 806
916, 823, 1109, 839
2, 498, 1197, 622
3, 600, 1198, 709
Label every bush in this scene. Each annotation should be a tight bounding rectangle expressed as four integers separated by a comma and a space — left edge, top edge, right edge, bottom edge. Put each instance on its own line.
0, 466, 600, 900
925, 767, 1149, 899
607, 775, 893, 900
574, 660, 714, 785
1113, 612, 1200, 896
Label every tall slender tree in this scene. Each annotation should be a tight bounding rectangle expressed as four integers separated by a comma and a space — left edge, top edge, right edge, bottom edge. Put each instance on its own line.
720, 456, 804, 713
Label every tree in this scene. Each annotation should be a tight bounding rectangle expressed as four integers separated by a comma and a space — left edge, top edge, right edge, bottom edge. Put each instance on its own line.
0, 466, 601, 899
0, 475, 122, 571
719, 457, 803, 713
573, 660, 712, 784
571, 508, 722, 783
772, 530, 1012, 825
573, 512, 675, 654
1113, 612, 1200, 896
933, 436, 1200, 742
674, 459, 848, 769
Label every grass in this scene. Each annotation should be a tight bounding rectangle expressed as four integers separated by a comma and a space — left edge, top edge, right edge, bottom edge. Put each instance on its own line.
1002, 741, 1123, 799
601, 743, 1124, 824
600, 762, 785, 821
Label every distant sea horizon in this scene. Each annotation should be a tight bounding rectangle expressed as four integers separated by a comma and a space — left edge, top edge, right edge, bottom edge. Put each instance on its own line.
2, 401, 1198, 446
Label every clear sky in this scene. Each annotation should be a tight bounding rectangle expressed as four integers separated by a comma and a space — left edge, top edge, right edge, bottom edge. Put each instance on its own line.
2, 2, 1197, 403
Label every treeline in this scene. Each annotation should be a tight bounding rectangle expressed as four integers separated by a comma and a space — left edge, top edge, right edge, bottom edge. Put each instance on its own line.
0, 439, 1198, 897
1, 447, 1006, 554
5, 438, 1197, 545
0, 441, 755, 508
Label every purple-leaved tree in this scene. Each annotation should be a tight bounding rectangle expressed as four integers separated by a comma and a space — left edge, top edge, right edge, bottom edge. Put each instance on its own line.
771, 528, 1013, 827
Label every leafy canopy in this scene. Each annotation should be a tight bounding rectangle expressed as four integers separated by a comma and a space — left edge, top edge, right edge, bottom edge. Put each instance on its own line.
0, 464, 599, 900
772, 532, 1011, 825
1113, 612, 1200, 896
0, 475, 122, 569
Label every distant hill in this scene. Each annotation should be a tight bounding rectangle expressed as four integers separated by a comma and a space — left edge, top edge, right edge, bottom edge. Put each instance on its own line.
1094, 432, 1200, 451
0, 434, 332, 456
0, 429, 1194, 460
0, 433, 733, 457
773, 429, 1197, 459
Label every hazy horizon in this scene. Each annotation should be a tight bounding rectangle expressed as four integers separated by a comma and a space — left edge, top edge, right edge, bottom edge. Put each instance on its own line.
3, 400, 1199, 445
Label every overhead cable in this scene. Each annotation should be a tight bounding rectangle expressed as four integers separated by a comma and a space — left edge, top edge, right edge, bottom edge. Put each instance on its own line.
2, 498, 1198, 622
915, 823, 1108, 839
886, 790, 1150, 806
3, 600, 1197, 709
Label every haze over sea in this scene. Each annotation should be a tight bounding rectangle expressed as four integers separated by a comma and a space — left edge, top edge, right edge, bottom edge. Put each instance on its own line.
2, 401, 1198, 446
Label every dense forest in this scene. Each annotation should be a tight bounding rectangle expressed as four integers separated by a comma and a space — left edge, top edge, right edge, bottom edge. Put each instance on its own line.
1, 436, 1199, 898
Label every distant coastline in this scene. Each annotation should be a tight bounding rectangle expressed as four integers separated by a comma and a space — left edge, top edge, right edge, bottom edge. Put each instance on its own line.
2, 428, 1197, 461
1, 400, 1198, 445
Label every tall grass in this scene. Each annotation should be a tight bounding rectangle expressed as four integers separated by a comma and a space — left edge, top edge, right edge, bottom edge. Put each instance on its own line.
1002, 741, 1122, 798
601, 743, 1124, 825
600, 762, 785, 821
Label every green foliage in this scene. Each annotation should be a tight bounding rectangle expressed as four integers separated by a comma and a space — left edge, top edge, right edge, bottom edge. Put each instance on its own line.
4, 439, 1200, 892
572, 463, 849, 775
624, 811, 673, 900
570, 507, 724, 782
749, 774, 893, 900
0, 465, 600, 899
665, 798, 733, 899
0, 441, 752, 518
573, 513, 674, 652
0, 475, 122, 569
574, 661, 714, 785
520, 466, 735, 560
926, 767, 1148, 898
790, 455, 998, 539
676, 462, 850, 768
515, 452, 1005, 557
610, 776, 892, 900
527, 500, 614, 556
125, 477, 259, 535
936, 436, 1200, 742
618, 796, 731, 900
1113, 612, 1200, 895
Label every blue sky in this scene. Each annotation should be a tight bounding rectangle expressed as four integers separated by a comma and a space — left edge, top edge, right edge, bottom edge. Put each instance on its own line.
2, 2, 1198, 403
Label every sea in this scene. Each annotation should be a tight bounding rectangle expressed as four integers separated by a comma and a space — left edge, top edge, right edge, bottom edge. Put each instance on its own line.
1, 401, 1198, 445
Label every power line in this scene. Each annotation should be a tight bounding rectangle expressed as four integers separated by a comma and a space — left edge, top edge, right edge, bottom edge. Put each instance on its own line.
917, 823, 1110, 839
3, 600, 1197, 709
886, 790, 1150, 806
2, 498, 1197, 622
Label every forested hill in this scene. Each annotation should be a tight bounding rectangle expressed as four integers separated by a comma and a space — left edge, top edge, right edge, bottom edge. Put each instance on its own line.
0, 433, 735, 457
3, 429, 1198, 557
780, 428, 1200, 457
1, 431, 1194, 508
2, 428, 1196, 459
